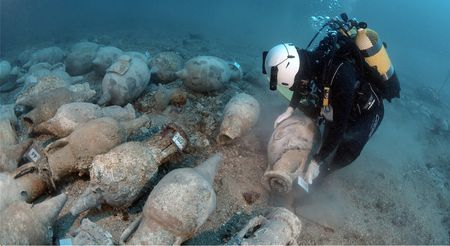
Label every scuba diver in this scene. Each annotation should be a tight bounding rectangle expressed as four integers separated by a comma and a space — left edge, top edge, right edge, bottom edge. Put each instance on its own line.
263, 13, 400, 188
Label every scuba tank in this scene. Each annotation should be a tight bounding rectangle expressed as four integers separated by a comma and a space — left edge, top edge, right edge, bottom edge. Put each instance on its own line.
306, 13, 401, 102
355, 28, 400, 101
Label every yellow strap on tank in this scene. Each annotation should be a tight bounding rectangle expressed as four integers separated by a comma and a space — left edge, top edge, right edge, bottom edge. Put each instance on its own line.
277, 86, 293, 101
322, 86, 330, 107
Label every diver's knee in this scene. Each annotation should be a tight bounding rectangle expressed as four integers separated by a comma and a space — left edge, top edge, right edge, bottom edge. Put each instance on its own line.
332, 144, 362, 168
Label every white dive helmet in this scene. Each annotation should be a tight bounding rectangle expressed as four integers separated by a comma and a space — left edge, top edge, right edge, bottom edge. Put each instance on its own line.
263, 43, 300, 90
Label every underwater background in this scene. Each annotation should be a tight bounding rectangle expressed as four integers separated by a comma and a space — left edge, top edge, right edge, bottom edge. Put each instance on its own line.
1, 0, 449, 244
2, 0, 450, 89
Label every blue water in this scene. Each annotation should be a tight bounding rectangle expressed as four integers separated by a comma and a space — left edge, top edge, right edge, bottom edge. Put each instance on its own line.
1, 0, 449, 91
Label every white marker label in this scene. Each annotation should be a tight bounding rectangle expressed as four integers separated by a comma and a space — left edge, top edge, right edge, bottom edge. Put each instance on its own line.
26, 148, 41, 163
59, 238, 73, 246
172, 132, 186, 151
233, 61, 241, 70
297, 176, 309, 193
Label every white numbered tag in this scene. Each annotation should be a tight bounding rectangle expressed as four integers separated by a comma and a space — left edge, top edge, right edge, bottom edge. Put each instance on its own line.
59, 238, 73, 246
172, 132, 186, 151
26, 148, 41, 163
233, 61, 241, 70
297, 176, 309, 193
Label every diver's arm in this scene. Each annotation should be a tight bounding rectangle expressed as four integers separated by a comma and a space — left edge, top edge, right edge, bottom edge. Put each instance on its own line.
274, 80, 301, 128
315, 63, 357, 163
273, 80, 301, 128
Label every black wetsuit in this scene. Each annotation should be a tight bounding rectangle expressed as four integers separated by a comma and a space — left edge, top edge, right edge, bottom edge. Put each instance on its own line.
289, 59, 384, 177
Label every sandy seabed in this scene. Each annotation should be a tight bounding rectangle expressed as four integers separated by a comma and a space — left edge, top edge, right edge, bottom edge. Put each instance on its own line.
1, 29, 449, 245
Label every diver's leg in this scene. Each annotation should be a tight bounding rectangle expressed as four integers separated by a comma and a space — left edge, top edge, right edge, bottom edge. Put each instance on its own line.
322, 104, 384, 176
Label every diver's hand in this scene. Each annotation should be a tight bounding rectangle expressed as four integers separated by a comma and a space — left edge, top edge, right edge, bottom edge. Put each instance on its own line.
305, 159, 320, 184
274, 107, 294, 129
